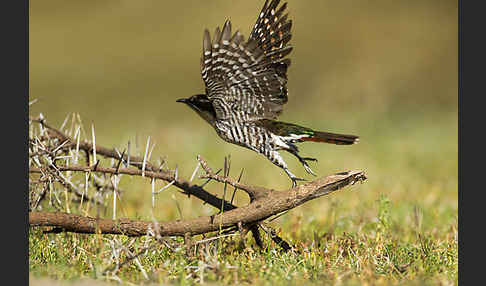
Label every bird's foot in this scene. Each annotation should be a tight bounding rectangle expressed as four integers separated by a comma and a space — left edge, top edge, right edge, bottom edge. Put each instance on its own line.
302, 162, 317, 176
284, 168, 306, 188
301, 157, 318, 162
290, 176, 306, 188
298, 157, 318, 176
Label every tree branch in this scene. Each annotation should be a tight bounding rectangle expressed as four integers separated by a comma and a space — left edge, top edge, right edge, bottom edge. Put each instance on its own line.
30, 170, 366, 237
29, 116, 236, 212
197, 155, 270, 201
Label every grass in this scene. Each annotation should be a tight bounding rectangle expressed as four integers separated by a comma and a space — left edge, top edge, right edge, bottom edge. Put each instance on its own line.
29, 110, 457, 285
29, 212, 457, 285
29, 199, 457, 285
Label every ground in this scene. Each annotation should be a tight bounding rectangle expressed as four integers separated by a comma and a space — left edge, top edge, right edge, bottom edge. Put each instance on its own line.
29, 110, 457, 285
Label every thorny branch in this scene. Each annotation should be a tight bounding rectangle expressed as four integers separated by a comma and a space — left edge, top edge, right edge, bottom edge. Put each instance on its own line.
29, 115, 367, 251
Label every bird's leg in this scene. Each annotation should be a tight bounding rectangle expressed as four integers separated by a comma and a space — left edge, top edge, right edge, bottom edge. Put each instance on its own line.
268, 149, 305, 188
286, 149, 318, 176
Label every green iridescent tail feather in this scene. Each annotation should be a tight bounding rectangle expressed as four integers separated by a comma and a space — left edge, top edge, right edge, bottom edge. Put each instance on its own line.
256, 119, 359, 145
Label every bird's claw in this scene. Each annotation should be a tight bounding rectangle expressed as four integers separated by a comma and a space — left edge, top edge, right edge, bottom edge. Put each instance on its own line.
290, 176, 306, 188
298, 157, 317, 176
302, 162, 317, 176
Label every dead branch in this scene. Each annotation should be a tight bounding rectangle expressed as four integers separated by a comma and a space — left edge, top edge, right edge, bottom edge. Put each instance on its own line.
197, 155, 269, 201
29, 116, 237, 212
30, 116, 269, 246
29, 170, 366, 236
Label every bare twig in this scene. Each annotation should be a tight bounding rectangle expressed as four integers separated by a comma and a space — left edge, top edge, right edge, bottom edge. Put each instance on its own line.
197, 155, 269, 201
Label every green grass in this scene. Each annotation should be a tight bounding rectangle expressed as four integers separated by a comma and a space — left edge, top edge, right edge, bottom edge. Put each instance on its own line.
29, 195, 457, 285
29, 110, 457, 285
29, 215, 457, 285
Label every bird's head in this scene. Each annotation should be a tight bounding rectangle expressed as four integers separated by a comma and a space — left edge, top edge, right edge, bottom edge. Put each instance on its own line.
176, 94, 217, 126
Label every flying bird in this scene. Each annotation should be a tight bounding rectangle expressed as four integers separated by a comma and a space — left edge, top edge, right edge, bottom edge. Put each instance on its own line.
177, 0, 359, 187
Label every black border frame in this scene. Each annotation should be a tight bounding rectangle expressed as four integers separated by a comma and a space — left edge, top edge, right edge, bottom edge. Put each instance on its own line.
3, 0, 29, 284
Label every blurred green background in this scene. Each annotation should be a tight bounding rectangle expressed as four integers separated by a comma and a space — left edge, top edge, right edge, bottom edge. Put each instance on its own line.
29, 0, 457, 232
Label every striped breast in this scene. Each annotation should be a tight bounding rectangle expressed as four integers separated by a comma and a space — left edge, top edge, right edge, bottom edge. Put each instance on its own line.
214, 119, 272, 154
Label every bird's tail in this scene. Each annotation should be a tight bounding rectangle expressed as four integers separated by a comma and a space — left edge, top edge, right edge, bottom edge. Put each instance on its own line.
254, 119, 359, 145
301, 130, 359, 145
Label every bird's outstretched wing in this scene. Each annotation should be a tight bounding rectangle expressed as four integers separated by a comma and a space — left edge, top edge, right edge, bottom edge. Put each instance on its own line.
200, 0, 293, 121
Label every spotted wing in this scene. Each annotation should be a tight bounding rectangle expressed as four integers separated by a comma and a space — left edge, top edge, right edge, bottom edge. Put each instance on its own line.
249, 0, 292, 79
200, 0, 292, 121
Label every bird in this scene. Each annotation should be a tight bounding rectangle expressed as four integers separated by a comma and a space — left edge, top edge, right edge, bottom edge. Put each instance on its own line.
177, 0, 359, 187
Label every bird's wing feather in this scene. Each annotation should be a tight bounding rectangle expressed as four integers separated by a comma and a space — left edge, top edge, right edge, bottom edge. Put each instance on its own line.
200, 0, 292, 121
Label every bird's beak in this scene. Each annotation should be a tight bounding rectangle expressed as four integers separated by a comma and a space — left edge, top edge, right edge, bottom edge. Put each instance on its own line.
176, 98, 188, 103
